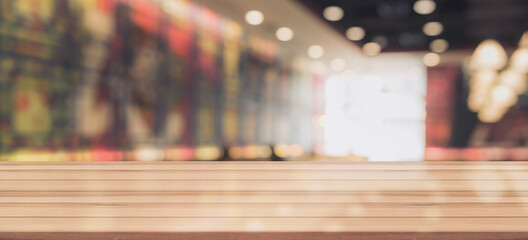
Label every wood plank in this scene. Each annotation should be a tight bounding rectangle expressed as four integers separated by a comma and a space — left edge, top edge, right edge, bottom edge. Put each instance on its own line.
1, 191, 527, 204
2, 162, 528, 171
1, 217, 528, 232
1, 203, 528, 217
1, 179, 528, 191
1, 170, 528, 180
1, 161, 528, 238
1, 232, 528, 240
5, 161, 528, 165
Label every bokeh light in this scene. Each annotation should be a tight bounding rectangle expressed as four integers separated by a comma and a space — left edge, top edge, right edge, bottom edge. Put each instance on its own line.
423, 22, 443, 36
276, 27, 294, 41
245, 10, 264, 25
430, 39, 449, 53
423, 52, 440, 67
323, 6, 344, 21
362, 42, 381, 56
308, 45, 325, 59
413, 0, 436, 15
346, 27, 365, 41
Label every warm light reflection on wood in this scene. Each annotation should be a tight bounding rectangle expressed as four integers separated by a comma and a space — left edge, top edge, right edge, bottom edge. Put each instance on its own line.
1, 161, 528, 238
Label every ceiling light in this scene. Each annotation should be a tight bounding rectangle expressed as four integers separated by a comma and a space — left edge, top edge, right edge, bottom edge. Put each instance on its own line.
423, 52, 440, 67
346, 27, 365, 41
276, 27, 294, 41
308, 45, 324, 59
469, 39, 507, 71
362, 42, 381, 56
330, 58, 346, 71
413, 0, 436, 15
423, 22, 443, 36
323, 6, 344, 21
430, 39, 449, 53
245, 10, 264, 25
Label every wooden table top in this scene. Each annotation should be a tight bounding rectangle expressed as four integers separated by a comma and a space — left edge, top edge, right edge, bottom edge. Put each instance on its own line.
1, 161, 528, 240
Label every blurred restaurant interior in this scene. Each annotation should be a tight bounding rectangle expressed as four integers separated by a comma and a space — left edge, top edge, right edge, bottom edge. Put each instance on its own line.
0, 0, 527, 161
2, 0, 528, 238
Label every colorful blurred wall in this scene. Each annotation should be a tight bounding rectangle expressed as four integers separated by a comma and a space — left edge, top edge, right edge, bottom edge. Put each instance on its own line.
0, 0, 321, 161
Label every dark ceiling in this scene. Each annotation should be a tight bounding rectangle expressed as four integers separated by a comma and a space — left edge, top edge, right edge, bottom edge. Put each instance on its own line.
297, 0, 528, 52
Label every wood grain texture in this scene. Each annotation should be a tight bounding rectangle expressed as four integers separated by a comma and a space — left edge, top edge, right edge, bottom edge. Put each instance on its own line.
1, 161, 528, 239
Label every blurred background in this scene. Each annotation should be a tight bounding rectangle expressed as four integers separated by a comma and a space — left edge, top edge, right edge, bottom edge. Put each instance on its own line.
0, 0, 526, 162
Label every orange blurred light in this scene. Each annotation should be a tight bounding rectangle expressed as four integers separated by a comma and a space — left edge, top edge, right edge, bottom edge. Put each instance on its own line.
243, 145, 260, 159
228, 146, 244, 159
93, 149, 123, 161
274, 144, 291, 158
166, 147, 194, 161
290, 144, 304, 157
195, 146, 222, 161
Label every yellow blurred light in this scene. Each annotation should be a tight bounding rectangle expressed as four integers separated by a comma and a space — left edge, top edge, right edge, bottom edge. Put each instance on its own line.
195, 146, 222, 161
498, 69, 527, 94
308, 45, 324, 59
290, 144, 304, 157
276, 27, 294, 42
51, 152, 68, 161
469, 39, 507, 71
228, 146, 244, 159
72, 151, 93, 162
258, 146, 272, 158
413, 0, 436, 15
134, 147, 165, 161
323, 6, 344, 21
310, 61, 327, 75
245, 10, 264, 25
423, 22, 443, 37
510, 48, 528, 74
362, 42, 381, 56
83, 9, 114, 38
346, 27, 365, 41
224, 21, 243, 40
330, 58, 346, 71
274, 144, 290, 158
430, 39, 449, 53
243, 145, 273, 159
490, 85, 518, 107
423, 52, 440, 67
8, 152, 53, 162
